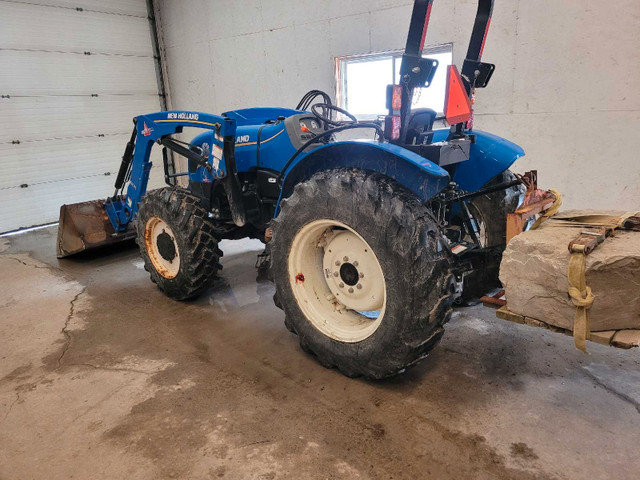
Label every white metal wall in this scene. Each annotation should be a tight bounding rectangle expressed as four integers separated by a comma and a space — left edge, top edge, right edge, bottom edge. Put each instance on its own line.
0, 0, 164, 233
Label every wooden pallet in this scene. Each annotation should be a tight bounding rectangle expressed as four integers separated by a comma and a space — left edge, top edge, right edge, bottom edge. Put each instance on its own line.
495, 305, 640, 350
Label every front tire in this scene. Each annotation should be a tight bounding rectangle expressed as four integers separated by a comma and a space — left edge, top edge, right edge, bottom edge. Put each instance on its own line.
270, 169, 455, 379
136, 187, 222, 300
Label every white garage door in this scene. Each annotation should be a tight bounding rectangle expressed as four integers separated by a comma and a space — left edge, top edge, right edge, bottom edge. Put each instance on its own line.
0, 0, 165, 233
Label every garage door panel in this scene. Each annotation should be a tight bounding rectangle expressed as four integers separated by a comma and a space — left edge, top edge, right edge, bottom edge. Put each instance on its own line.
1, 137, 164, 189
0, 164, 166, 233
0, 3, 153, 56
0, 0, 166, 232
0, 95, 161, 144
6, 0, 148, 17
0, 50, 158, 96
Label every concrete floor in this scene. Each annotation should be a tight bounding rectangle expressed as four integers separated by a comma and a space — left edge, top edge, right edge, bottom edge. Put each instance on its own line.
1, 227, 639, 480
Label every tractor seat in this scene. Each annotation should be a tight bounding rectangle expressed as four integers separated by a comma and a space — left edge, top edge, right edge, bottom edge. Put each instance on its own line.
405, 108, 437, 145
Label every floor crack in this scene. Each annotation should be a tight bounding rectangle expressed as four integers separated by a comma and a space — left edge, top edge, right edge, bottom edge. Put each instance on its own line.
57, 286, 88, 368
68, 363, 153, 376
6, 256, 61, 271
582, 368, 640, 414
240, 439, 270, 448
1, 391, 21, 424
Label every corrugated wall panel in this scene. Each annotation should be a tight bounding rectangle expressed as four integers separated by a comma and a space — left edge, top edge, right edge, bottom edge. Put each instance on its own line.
5, 0, 149, 17
0, 96, 159, 144
0, 50, 158, 96
0, 2, 154, 55
0, 136, 164, 189
0, 164, 165, 232
0, 0, 165, 232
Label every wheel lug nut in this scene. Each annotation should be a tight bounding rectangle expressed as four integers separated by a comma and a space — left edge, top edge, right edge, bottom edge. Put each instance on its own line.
359, 272, 364, 278
335, 260, 341, 266
348, 287, 354, 293
356, 284, 362, 290
343, 256, 349, 262
333, 272, 339, 277
353, 261, 358, 267
339, 282, 344, 288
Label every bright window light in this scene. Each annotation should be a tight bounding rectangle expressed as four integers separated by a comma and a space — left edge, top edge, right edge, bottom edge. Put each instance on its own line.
337, 44, 453, 120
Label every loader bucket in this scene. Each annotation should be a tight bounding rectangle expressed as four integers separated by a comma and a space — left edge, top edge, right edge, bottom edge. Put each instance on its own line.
56, 200, 136, 258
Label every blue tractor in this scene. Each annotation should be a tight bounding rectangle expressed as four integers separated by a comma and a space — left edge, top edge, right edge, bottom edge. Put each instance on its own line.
57, 0, 529, 378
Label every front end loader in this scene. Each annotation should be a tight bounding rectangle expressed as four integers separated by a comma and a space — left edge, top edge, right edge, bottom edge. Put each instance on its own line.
57, 0, 559, 378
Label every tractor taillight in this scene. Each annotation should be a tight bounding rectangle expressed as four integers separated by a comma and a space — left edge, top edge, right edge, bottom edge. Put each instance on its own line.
384, 115, 401, 140
391, 85, 402, 111
385, 84, 403, 141
466, 111, 474, 131
444, 65, 472, 125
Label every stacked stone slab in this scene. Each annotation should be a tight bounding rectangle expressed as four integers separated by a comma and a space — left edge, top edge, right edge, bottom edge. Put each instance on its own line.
500, 211, 640, 332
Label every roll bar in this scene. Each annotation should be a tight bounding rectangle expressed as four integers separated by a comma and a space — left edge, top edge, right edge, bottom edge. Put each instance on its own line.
394, 0, 495, 141
460, 0, 495, 93
464, 0, 494, 67
401, 0, 494, 93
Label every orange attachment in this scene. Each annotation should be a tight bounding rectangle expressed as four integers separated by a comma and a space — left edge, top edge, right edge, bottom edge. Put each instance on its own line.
444, 65, 472, 125
505, 172, 558, 244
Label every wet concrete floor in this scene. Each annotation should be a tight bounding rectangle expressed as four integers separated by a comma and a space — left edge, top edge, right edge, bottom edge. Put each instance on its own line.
0, 226, 639, 479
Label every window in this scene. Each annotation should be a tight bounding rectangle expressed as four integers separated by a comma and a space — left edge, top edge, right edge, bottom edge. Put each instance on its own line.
336, 44, 453, 120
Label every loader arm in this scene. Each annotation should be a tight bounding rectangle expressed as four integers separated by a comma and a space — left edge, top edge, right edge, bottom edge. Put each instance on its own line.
56, 111, 241, 258
104, 111, 239, 233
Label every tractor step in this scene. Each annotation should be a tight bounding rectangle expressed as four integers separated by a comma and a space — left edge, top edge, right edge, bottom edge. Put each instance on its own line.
56, 199, 135, 258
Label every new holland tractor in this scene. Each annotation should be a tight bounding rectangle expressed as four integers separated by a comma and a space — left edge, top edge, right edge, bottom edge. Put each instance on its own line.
57, 0, 535, 378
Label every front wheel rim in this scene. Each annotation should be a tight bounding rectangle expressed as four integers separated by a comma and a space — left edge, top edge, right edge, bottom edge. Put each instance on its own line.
145, 216, 181, 279
288, 220, 386, 343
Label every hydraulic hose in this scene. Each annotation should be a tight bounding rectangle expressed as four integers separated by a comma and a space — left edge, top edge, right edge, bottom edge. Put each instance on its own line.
113, 123, 137, 195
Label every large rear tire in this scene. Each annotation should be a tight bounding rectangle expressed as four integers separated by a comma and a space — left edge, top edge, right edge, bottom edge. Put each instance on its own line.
269, 169, 455, 379
468, 170, 524, 248
456, 170, 524, 300
136, 187, 222, 300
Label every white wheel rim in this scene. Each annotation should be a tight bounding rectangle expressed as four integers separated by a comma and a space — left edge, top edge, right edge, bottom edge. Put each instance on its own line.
288, 220, 386, 343
145, 216, 181, 279
465, 204, 488, 247
475, 215, 488, 247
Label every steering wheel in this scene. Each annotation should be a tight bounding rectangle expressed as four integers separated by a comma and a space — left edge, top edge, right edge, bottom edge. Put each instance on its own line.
311, 103, 358, 127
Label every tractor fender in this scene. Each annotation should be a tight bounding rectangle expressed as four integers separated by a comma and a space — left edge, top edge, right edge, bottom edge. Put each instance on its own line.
276, 140, 450, 214
432, 129, 526, 192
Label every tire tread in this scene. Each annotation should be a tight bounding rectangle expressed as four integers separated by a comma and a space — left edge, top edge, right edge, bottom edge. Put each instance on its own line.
136, 187, 222, 300
270, 169, 454, 379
